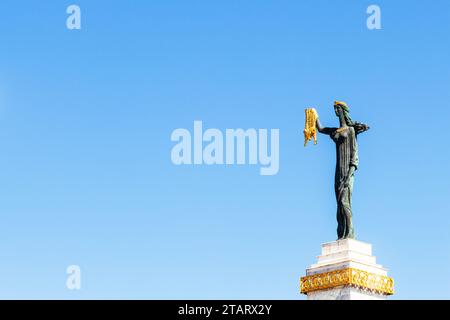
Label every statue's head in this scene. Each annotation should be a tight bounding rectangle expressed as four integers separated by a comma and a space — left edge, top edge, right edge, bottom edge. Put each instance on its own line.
334, 104, 342, 117
334, 101, 353, 125
334, 101, 349, 114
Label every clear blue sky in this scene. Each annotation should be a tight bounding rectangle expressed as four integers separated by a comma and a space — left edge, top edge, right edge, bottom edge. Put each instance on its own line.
0, 0, 449, 299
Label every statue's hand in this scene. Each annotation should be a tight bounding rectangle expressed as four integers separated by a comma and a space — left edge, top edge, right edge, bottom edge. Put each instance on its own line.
312, 108, 319, 119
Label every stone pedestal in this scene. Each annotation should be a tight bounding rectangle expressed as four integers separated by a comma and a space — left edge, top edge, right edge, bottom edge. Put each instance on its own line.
300, 239, 394, 300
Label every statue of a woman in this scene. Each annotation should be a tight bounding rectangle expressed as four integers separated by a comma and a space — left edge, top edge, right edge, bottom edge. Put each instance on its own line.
314, 101, 370, 240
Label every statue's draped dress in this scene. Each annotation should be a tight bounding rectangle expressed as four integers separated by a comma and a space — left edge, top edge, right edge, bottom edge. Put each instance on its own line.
330, 126, 359, 239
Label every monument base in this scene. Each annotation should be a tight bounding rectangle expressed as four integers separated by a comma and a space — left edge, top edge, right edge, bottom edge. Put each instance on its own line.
300, 239, 394, 300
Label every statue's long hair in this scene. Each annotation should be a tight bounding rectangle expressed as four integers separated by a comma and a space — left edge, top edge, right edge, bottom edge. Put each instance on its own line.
342, 109, 354, 127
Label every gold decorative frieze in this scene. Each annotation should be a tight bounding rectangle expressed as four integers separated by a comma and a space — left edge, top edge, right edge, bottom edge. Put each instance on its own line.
300, 268, 394, 295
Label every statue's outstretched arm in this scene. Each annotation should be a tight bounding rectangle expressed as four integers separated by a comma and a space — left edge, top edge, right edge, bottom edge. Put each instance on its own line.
316, 118, 336, 135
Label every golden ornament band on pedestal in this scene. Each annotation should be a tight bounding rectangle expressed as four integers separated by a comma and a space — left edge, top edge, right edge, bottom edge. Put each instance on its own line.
300, 268, 394, 295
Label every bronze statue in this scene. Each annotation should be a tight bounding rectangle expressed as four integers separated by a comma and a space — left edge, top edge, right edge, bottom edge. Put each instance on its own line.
304, 102, 369, 239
